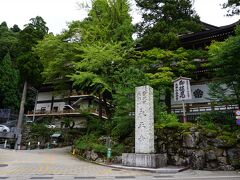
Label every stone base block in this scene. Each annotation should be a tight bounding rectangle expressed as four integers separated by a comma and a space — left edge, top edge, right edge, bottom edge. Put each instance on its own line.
122, 153, 167, 168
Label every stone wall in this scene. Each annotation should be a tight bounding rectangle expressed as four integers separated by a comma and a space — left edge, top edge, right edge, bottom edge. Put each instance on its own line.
155, 125, 240, 170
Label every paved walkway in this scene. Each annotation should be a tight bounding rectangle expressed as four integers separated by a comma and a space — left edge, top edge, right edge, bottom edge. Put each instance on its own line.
0, 147, 240, 180
0, 147, 153, 176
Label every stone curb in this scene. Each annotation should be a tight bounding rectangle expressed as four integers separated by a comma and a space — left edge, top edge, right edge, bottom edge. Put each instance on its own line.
108, 164, 189, 173
71, 152, 189, 174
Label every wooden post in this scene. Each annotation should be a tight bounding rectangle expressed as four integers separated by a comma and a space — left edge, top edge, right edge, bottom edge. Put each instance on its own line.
182, 100, 187, 123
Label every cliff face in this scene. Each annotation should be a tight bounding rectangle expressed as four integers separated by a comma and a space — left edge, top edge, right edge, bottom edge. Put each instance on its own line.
155, 123, 240, 170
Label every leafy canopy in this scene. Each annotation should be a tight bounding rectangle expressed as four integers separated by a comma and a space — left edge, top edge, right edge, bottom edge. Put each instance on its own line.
223, 0, 240, 16
207, 26, 240, 107
135, 0, 201, 50
0, 53, 19, 109
17, 16, 48, 85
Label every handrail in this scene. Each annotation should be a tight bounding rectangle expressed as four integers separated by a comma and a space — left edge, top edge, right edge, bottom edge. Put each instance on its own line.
27, 108, 107, 117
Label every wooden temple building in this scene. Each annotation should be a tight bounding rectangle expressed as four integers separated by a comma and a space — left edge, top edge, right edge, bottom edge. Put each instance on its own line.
171, 21, 240, 119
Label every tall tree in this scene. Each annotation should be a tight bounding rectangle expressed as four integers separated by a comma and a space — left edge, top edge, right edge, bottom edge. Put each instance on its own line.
111, 67, 149, 140
70, 42, 123, 119
138, 48, 197, 112
0, 21, 19, 60
0, 53, 19, 110
68, 0, 134, 118
78, 0, 134, 45
15, 16, 48, 148
35, 33, 77, 90
223, 0, 240, 16
135, 0, 201, 50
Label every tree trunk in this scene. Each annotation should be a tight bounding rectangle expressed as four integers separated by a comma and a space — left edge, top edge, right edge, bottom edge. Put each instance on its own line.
98, 93, 103, 120
15, 80, 28, 149
17, 80, 27, 128
50, 96, 54, 111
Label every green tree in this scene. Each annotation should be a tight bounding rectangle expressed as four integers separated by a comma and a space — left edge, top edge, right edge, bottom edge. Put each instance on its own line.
223, 0, 240, 16
0, 53, 19, 110
78, 0, 134, 45
207, 26, 240, 107
138, 48, 197, 112
15, 16, 48, 147
10, 24, 21, 32
35, 33, 78, 90
70, 42, 123, 119
135, 0, 201, 50
68, 0, 134, 118
111, 67, 149, 140
0, 21, 19, 60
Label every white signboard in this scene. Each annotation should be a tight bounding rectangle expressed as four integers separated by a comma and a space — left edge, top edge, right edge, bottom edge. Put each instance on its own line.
173, 77, 192, 101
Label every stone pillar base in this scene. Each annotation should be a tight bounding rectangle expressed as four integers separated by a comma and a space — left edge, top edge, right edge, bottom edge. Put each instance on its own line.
122, 153, 167, 168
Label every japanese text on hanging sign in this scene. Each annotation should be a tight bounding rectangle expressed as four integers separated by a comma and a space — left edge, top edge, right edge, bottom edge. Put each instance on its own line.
173, 78, 192, 101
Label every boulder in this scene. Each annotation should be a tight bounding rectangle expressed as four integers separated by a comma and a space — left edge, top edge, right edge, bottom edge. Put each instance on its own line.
217, 157, 228, 165
181, 149, 194, 156
190, 150, 205, 170
183, 133, 197, 148
207, 161, 218, 169
90, 150, 99, 161
227, 148, 240, 168
112, 156, 122, 164
84, 150, 92, 160
219, 165, 235, 171
206, 150, 217, 161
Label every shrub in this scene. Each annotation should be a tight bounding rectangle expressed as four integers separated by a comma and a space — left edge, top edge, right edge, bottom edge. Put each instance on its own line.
75, 134, 125, 157
196, 111, 236, 127
155, 112, 178, 124
75, 134, 107, 154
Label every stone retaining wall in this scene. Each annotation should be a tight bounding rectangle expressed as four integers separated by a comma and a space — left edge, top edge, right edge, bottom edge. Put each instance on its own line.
155, 126, 240, 170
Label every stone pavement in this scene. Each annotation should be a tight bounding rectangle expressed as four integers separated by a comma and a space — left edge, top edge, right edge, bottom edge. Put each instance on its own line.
0, 147, 154, 176
0, 147, 239, 180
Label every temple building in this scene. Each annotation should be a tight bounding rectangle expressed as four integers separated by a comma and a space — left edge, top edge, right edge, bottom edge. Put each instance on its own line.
171, 21, 239, 119
26, 21, 240, 123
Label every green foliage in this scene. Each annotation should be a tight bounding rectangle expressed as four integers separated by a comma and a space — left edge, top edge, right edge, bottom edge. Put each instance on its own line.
60, 117, 75, 129
0, 22, 19, 60
35, 33, 77, 90
197, 111, 236, 125
208, 28, 240, 107
135, 0, 201, 49
17, 16, 48, 85
75, 134, 125, 157
139, 48, 197, 112
155, 112, 178, 124
0, 53, 20, 109
30, 123, 53, 142
223, 0, 240, 16
86, 116, 107, 135
78, 0, 134, 45
217, 135, 237, 146
111, 67, 149, 140
75, 134, 107, 154
17, 52, 44, 85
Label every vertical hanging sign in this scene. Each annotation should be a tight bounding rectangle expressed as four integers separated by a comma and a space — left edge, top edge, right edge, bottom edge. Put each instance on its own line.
173, 77, 192, 123
173, 77, 192, 101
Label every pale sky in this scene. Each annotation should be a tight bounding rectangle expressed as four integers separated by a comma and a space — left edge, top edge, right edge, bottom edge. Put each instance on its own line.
0, 0, 239, 34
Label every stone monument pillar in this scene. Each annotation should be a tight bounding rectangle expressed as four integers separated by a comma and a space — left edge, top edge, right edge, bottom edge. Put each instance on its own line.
122, 85, 167, 168
135, 85, 154, 154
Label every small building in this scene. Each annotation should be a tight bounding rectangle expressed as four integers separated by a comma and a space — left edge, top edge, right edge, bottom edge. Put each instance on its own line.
26, 84, 109, 128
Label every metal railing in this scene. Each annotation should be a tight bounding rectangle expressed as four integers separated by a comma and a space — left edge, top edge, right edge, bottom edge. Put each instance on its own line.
27, 108, 107, 118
